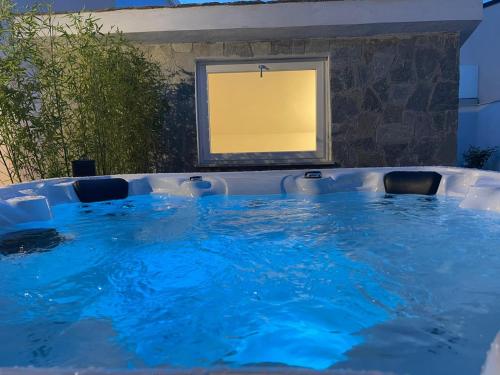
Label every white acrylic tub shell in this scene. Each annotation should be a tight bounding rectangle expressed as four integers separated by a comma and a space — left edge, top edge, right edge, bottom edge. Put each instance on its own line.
1, 166, 500, 375
1, 166, 500, 227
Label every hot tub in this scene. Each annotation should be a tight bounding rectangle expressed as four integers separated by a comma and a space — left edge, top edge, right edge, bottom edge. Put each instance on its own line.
0, 167, 499, 375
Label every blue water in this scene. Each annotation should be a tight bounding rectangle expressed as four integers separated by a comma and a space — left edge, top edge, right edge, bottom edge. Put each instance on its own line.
0, 192, 499, 374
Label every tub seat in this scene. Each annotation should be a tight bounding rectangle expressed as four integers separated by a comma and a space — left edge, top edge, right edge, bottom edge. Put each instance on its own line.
0, 228, 65, 256
460, 178, 500, 211
6, 195, 52, 222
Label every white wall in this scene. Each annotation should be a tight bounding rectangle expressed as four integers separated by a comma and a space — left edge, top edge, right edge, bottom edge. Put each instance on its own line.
459, 103, 500, 169
459, 65, 479, 99
459, 2, 500, 170
461, 2, 500, 104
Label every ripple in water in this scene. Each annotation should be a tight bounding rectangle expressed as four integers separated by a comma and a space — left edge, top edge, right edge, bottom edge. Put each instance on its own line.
0, 192, 499, 374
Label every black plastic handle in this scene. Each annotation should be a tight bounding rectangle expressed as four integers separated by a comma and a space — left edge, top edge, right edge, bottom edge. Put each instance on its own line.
304, 171, 322, 179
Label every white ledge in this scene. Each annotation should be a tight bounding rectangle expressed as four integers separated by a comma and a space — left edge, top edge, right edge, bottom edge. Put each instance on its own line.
52, 0, 482, 43
1, 166, 500, 228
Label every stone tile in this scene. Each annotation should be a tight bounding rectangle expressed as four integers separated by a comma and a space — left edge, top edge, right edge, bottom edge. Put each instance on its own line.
397, 37, 416, 60
363, 88, 382, 112
408, 111, 434, 138
357, 150, 385, 167
440, 52, 459, 81
383, 105, 404, 123
330, 42, 363, 66
332, 94, 359, 123
173, 52, 196, 73
331, 66, 355, 91
430, 82, 458, 111
305, 39, 329, 53
415, 48, 440, 80
224, 42, 252, 57
356, 64, 369, 88
373, 78, 389, 101
146, 44, 174, 64
250, 41, 271, 56
368, 50, 395, 80
331, 121, 350, 138
356, 112, 380, 139
383, 143, 409, 165
445, 110, 458, 133
434, 133, 457, 163
291, 40, 306, 54
406, 83, 432, 111
390, 84, 413, 106
377, 120, 414, 145
172, 43, 193, 53
193, 42, 223, 56
390, 59, 414, 83
270, 40, 292, 55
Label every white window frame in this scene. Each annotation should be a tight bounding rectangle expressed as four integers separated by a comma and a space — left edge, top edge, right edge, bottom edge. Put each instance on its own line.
195, 57, 331, 167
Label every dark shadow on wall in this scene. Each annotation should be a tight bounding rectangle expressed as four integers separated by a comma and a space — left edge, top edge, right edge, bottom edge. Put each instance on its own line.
154, 71, 198, 172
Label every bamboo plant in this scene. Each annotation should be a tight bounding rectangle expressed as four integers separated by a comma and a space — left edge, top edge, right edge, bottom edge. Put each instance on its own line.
0, 0, 165, 183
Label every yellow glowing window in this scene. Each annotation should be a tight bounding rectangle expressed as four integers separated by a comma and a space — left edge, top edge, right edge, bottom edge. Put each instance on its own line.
196, 59, 331, 166
208, 70, 317, 153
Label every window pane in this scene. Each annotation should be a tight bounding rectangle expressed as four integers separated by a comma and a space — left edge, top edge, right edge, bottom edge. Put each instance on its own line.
207, 70, 317, 154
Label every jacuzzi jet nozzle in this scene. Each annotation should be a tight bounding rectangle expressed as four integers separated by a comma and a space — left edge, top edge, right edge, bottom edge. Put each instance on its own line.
304, 171, 322, 179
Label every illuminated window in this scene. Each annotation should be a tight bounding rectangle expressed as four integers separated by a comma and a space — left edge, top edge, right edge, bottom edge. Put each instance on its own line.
196, 58, 331, 166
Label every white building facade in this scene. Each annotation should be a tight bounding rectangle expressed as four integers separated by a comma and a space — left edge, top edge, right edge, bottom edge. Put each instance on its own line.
459, 0, 500, 170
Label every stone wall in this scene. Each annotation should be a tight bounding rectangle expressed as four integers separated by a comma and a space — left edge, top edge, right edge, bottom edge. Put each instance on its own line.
139, 32, 459, 171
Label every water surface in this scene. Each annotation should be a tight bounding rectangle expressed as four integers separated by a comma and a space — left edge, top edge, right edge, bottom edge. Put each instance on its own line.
0, 192, 499, 374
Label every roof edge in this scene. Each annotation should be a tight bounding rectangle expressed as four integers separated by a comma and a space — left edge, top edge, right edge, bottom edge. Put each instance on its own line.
48, 0, 482, 44
484, 0, 500, 8
29, 0, 351, 15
